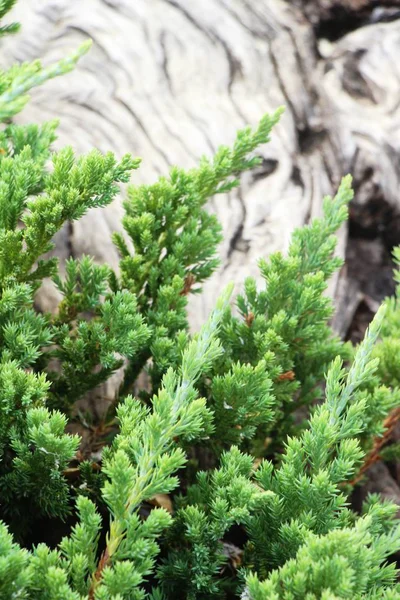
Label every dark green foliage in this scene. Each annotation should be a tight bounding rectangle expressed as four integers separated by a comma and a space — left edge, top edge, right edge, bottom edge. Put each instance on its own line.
0, 0, 19, 37
210, 361, 274, 447
373, 247, 400, 388
50, 257, 151, 409
158, 447, 262, 599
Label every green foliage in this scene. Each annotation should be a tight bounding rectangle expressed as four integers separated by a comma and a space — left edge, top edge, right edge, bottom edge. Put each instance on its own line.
0, 133, 142, 526
115, 108, 283, 393
0, 34, 92, 121
208, 176, 354, 456
158, 446, 263, 599
0, 407, 79, 534
1, 6, 400, 599
372, 247, 400, 388
0, 0, 19, 38
2, 147, 138, 288
244, 308, 385, 577
0, 520, 31, 600
92, 287, 232, 600
246, 510, 400, 600
156, 310, 395, 598
50, 260, 151, 409
210, 361, 274, 447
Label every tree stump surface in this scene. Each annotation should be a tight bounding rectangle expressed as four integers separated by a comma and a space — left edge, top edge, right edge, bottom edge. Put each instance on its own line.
3, 0, 399, 329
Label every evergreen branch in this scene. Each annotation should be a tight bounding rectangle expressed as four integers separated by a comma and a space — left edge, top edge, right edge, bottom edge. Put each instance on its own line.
245, 509, 400, 600
210, 176, 354, 454
89, 285, 233, 597
0, 148, 139, 289
0, 0, 19, 37
116, 108, 284, 395
0, 41, 92, 120
326, 303, 385, 423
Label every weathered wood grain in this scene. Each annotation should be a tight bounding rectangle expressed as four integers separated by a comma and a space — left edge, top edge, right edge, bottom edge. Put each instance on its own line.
2, 0, 400, 376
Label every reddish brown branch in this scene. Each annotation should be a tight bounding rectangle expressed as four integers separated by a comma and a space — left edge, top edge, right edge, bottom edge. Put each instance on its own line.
277, 370, 296, 382
349, 406, 400, 486
244, 311, 254, 327
88, 546, 110, 600
180, 273, 196, 296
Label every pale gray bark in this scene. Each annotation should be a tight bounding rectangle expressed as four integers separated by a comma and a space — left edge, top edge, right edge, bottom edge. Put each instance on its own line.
2, 0, 400, 376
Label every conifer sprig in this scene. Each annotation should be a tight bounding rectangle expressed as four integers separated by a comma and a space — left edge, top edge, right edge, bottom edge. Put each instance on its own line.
90, 285, 233, 597
0, 40, 92, 120
115, 108, 284, 394
244, 307, 388, 579
0, 148, 139, 290
245, 510, 400, 600
156, 308, 392, 598
0, 0, 19, 37
199, 176, 354, 457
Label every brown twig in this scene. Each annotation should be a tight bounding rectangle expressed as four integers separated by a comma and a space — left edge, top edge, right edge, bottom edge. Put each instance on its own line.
180, 273, 196, 296
349, 406, 400, 486
88, 547, 110, 600
277, 370, 296, 382
244, 311, 254, 327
